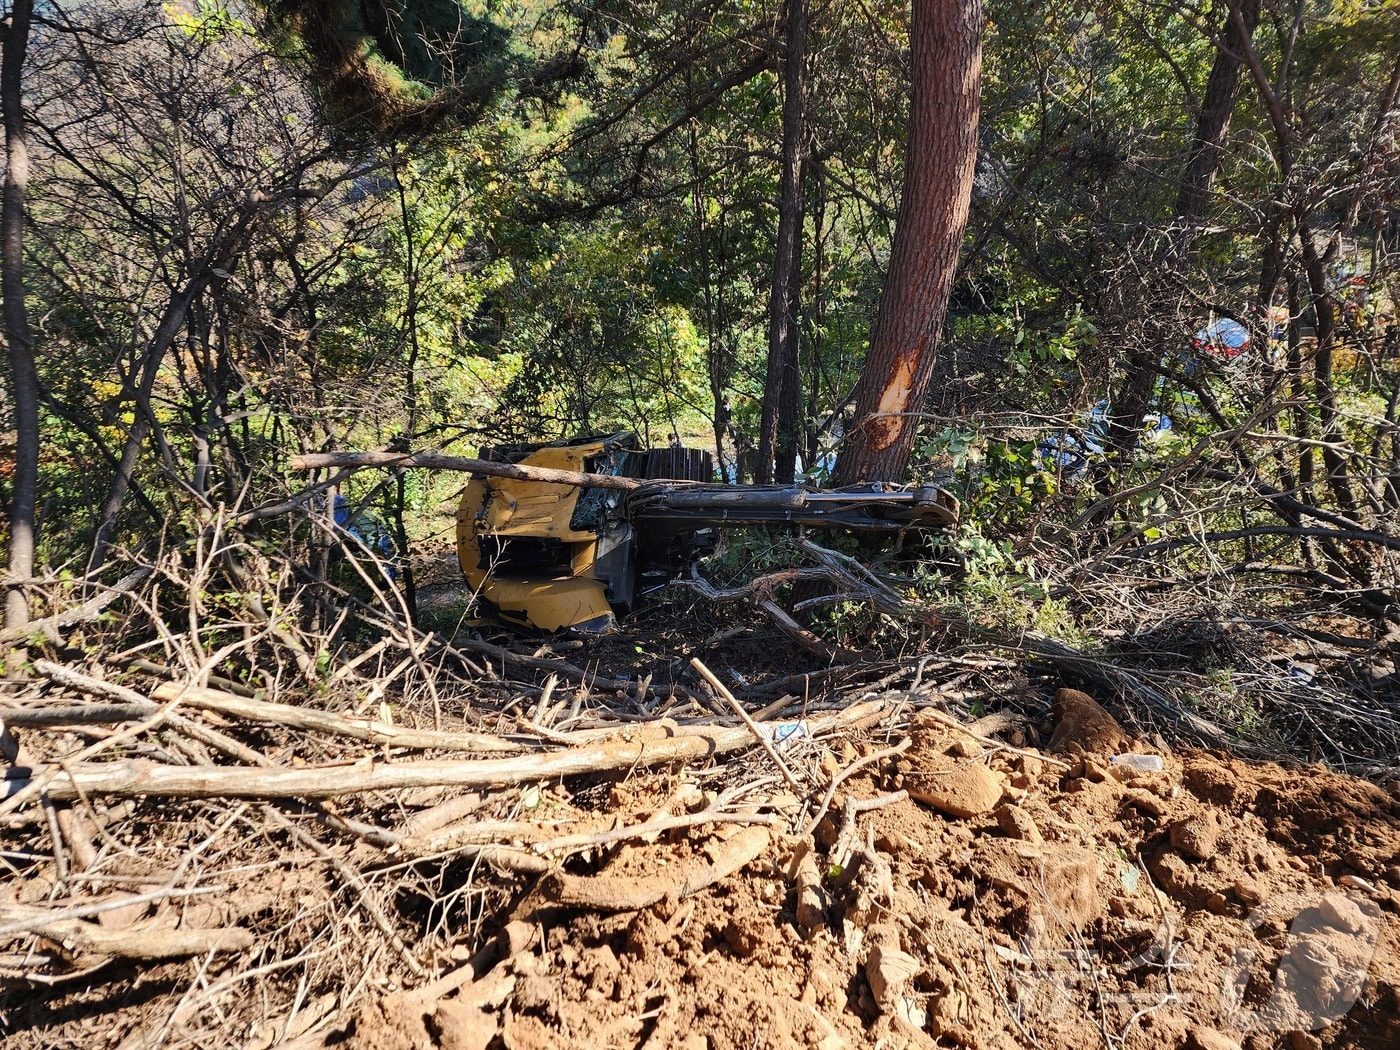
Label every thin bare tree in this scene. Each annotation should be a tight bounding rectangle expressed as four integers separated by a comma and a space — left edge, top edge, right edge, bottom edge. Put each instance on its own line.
2, 0, 36, 656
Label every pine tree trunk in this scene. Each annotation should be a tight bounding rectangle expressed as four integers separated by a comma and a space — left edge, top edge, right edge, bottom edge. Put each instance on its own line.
757, 0, 808, 484
833, 0, 981, 485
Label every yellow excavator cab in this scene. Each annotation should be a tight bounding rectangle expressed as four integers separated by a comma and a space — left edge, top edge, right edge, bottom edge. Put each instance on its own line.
458, 432, 957, 634
456, 434, 625, 633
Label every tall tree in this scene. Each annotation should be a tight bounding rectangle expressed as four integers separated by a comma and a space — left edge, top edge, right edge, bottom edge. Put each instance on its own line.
756, 0, 808, 484
2, 0, 36, 651
834, 0, 982, 484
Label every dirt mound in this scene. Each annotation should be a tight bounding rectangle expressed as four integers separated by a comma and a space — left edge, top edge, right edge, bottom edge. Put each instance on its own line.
6, 670, 1400, 1050
340, 703, 1400, 1050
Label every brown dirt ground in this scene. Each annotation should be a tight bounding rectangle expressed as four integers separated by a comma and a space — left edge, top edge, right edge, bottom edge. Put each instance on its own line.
340, 692, 1400, 1050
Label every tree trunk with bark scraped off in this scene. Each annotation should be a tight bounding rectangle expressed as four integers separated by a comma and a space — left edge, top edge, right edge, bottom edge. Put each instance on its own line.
833, 0, 981, 485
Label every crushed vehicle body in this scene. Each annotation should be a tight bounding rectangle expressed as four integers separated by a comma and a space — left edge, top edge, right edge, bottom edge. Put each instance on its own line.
456, 432, 958, 633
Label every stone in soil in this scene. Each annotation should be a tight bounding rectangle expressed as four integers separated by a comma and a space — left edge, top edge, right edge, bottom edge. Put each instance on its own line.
1048, 687, 1130, 754
908, 763, 1004, 818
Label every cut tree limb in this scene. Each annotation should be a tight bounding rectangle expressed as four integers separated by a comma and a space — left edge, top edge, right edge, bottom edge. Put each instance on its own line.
289, 450, 647, 491
150, 681, 523, 755
0, 566, 151, 647
5, 701, 887, 803
0, 902, 252, 960
691, 657, 803, 791
542, 825, 772, 910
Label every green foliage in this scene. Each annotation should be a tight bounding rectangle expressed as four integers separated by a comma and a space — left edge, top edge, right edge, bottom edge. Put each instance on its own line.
13, 0, 1400, 688
917, 426, 1057, 532
168, 0, 254, 40
489, 219, 712, 441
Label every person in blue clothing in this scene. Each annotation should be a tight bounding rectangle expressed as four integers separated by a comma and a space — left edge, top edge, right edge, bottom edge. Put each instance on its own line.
332, 495, 398, 579
1037, 400, 1171, 478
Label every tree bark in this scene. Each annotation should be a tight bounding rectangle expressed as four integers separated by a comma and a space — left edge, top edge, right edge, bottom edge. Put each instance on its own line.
2, 0, 36, 656
833, 0, 982, 485
1172, 0, 1261, 249
88, 275, 212, 573
757, 0, 808, 484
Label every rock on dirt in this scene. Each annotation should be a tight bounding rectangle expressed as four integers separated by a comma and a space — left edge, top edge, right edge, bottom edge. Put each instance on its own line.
1048, 687, 1130, 754
994, 802, 1043, 843
1170, 808, 1223, 860
343, 724, 1400, 1050
907, 762, 1004, 818
1185, 1028, 1242, 1050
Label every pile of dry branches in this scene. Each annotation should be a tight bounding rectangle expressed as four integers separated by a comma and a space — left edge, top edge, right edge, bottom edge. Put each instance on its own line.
0, 529, 991, 1047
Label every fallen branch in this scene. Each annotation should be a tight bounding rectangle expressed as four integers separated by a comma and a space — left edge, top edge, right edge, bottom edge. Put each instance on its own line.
31, 661, 284, 768
691, 658, 803, 792
757, 599, 864, 664
0, 902, 253, 961
400, 808, 779, 860
0, 704, 154, 726
542, 825, 772, 911
149, 681, 523, 755
0, 566, 151, 647
289, 450, 647, 491
6, 701, 887, 803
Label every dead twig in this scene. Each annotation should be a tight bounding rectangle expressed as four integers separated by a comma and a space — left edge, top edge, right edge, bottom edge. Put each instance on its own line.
800, 737, 912, 839
691, 658, 804, 793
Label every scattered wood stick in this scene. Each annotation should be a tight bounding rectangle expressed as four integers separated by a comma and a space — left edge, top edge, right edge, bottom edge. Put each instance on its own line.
0, 886, 226, 939
528, 809, 778, 857
800, 737, 912, 839
149, 681, 523, 755
788, 839, 827, 936
542, 825, 772, 911
263, 807, 424, 978
448, 634, 632, 692
397, 815, 586, 857
757, 599, 864, 664
121, 657, 258, 697
398, 791, 489, 838
691, 658, 803, 793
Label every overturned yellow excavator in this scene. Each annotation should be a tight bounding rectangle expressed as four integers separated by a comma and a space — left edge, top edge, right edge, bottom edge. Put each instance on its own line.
456, 432, 958, 633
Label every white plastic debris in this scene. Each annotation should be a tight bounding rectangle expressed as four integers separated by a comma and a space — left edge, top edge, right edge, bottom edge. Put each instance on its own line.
759, 721, 810, 749
1110, 753, 1164, 772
